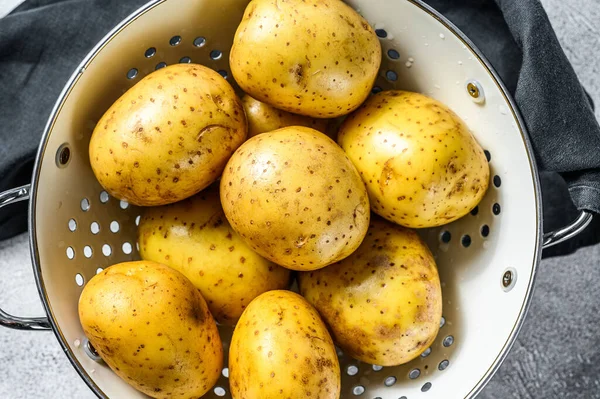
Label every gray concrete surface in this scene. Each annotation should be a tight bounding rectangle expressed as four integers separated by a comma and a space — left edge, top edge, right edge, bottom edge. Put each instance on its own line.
0, 0, 599, 398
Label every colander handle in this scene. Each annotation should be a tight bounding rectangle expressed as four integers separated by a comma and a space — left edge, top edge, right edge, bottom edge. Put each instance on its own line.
543, 210, 594, 249
0, 184, 51, 331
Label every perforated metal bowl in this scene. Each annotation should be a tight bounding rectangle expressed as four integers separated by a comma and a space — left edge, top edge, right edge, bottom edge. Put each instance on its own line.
0, 0, 593, 398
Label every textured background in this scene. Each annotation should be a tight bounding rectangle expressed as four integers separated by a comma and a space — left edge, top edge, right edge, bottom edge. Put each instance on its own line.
0, 0, 599, 398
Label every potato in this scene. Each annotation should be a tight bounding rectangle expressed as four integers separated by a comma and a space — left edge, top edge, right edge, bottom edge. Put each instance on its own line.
230, 0, 381, 118
220, 126, 370, 271
242, 94, 331, 138
298, 217, 442, 366
138, 184, 291, 325
89, 64, 247, 207
230, 290, 340, 399
78, 261, 222, 398
338, 90, 490, 228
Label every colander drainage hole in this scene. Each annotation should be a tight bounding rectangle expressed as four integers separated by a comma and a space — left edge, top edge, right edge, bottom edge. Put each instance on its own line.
470, 205, 479, 216
91, 222, 100, 235
375, 29, 387, 38
213, 387, 226, 397
180, 56, 192, 64
387, 49, 400, 60
83, 246, 93, 258
493, 203, 501, 215
409, 368, 420, 379
461, 234, 471, 248
75, 273, 84, 286
81, 198, 90, 212
96, 267, 104, 275
438, 359, 450, 371
99, 191, 109, 203
443, 335, 454, 347
169, 35, 182, 46
68, 219, 77, 232
135, 215, 141, 226
384, 376, 396, 386
386, 70, 398, 81
484, 150, 491, 162
347, 365, 359, 376
193, 37, 206, 47
493, 175, 502, 187
102, 244, 112, 257
127, 68, 138, 80
222, 367, 229, 378
421, 382, 432, 392
400, 397, 407, 399
120, 200, 129, 209
372, 364, 383, 371
371, 86, 383, 94
439, 231, 451, 243
421, 347, 431, 358
156, 62, 167, 70
481, 225, 490, 237
122, 242, 133, 255
218, 70, 229, 79
145, 47, 156, 58
110, 221, 120, 233
440, 316, 445, 328
352, 385, 365, 396
66, 247, 75, 260
210, 50, 223, 60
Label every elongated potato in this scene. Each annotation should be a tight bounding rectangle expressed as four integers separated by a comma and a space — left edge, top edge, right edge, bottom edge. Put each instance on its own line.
230, 290, 340, 399
230, 0, 381, 118
338, 90, 489, 228
78, 261, 222, 399
138, 184, 291, 325
89, 64, 247, 206
299, 217, 443, 366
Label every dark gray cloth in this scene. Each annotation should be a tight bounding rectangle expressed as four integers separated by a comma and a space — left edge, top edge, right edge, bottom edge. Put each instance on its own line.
1, 0, 598, 253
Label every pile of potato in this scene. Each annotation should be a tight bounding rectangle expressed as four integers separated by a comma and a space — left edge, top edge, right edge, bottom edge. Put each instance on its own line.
80, 0, 490, 398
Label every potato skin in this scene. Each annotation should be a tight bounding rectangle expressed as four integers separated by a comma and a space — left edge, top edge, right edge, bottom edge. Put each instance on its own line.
230, 0, 381, 118
220, 126, 370, 271
229, 290, 340, 399
78, 261, 222, 399
89, 64, 247, 206
138, 184, 291, 325
338, 90, 490, 228
242, 94, 330, 138
299, 217, 442, 366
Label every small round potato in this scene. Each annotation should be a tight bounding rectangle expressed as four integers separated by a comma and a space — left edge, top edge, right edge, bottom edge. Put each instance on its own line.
229, 290, 340, 399
338, 90, 490, 228
230, 0, 381, 118
89, 64, 247, 206
220, 126, 370, 271
138, 184, 291, 325
242, 94, 330, 138
78, 261, 222, 399
299, 217, 443, 366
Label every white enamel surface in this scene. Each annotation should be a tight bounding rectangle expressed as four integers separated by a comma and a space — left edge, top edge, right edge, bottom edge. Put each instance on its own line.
32, 0, 539, 398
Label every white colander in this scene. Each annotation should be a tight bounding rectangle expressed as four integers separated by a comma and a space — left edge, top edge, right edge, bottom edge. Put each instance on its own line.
0, 0, 593, 398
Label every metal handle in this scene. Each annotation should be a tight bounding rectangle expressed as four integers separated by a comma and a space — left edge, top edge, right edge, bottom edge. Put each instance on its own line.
0, 184, 51, 331
543, 210, 594, 249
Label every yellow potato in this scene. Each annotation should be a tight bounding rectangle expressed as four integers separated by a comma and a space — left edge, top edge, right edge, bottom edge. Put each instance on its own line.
338, 90, 490, 228
78, 261, 222, 399
220, 126, 370, 271
242, 94, 330, 138
230, 0, 381, 118
138, 184, 291, 325
89, 64, 247, 206
229, 290, 340, 399
299, 217, 442, 366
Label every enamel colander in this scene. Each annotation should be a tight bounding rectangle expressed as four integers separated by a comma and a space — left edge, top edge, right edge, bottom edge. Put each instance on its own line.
0, 0, 593, 398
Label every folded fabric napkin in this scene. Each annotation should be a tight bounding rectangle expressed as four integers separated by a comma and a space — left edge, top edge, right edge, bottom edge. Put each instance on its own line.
1, 0, 599, 256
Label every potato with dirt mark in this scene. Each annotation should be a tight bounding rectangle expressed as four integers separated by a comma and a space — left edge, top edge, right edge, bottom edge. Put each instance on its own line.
78, 261, 222, 399
230, 0, 381, 118
229, 290, 340, 399
338, 90, 490, 228
138, 184, 291, 325
89, 64, 247, 207
299, 217, 443, 366
220, 126, 370, 271
242, 94, 331, 138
